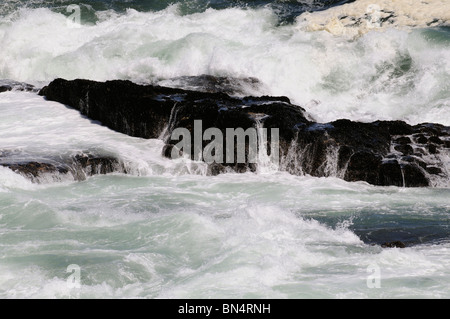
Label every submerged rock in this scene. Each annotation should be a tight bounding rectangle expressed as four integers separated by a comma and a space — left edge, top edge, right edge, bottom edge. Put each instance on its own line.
38, 78, 450, 187
0, 86, 10, 93
0, 152, 125, 183
0, 80, 37, 93
381, 241, 406, 248
0, 162, 69, 181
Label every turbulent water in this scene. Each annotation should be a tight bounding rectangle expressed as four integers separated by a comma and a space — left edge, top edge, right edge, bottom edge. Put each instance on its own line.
1, 0, 450, 299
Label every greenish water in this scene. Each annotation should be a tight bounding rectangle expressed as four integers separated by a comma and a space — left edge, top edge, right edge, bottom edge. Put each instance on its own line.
1, 171, 449, 298
0, 0, 449, 299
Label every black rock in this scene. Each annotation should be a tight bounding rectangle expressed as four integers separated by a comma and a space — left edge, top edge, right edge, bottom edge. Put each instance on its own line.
37, 78, 450, 187
394, 144, 414, 155
379, 160, 404, 187
429, 136, 444, 144
39, 78, 310, 173
428, 144, 438, 154
207, 162, 228, 176
374, 120, 413, 135
0, 85, 11, 93
0, 162, 68, 180
401, 164, 429, 187
0, 80, 36, 93
344, 151, 382, 185
394, 136, 412, 144
426, 166, 442, 175
162, 144, 183, 159
71, 153, 124, 178
414, 134, 428, 144
39, 78, 177, 139
0, 153, 125, 183
381, 241, 406, 248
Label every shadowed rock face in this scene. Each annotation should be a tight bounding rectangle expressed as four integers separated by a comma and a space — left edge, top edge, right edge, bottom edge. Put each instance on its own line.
0, 86, 9, 93
36, 78, 450, 187
39, 78, 177, 139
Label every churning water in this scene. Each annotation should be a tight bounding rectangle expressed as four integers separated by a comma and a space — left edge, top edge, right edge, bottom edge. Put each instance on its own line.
0, 0, 449, 298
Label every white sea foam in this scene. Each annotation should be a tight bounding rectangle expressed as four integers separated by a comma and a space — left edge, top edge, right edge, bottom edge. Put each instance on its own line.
1, 167, 449, 298
1, 5, 449, 125
0, 165, 35, 191
0, 91, 210, 182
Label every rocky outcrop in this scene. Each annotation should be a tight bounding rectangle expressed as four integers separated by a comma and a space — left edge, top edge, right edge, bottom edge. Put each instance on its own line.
0, 80, 36, 93
0, 162, 69, 181
39, 78, 176, 139
283, 120, 449, 187
0, 152, 125, 183
38, 78, 449, 187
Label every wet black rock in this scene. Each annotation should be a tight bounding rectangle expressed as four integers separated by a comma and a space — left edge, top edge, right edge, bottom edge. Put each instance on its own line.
426, 166, 442, 175
429, 136, 444, 144
0, 80, 36, 93
38, 78, 450, 187
379, 160, 404, 187
414, 134, 428, 144
394, 136, 412, 144
381, 241, 406, 248
0, 162, 69, 181
70, 153, 125, 180
0, 86, 10, 93
428, 144, 438, 154
344, 151, 383, 185
39, 78, 177, 139
0, 153, 124, 183
40, 78, 309, 174
394, 144, 414, 155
